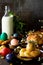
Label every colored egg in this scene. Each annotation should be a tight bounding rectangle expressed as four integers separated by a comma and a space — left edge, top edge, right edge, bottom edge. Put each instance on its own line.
5, 53, 14, 63
0, 35, 1, 39
13, 33, 19, 38
10, 39, 19, 46
0, 47, 11, 56
1, 32, 8, 41
0, 45, 6, 50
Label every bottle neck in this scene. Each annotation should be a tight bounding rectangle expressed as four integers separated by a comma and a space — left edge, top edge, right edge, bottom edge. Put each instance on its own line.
4, 6, 10, 16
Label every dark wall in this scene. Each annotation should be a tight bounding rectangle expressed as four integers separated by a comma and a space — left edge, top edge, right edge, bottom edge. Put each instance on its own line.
13, 0, 43, 19
13, 0, 43, 31
0, 0, 43, 19
0, 0, 43, 33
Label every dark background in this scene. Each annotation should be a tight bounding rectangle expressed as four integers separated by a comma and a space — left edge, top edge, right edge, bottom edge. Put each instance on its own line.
0, 0, 43, 33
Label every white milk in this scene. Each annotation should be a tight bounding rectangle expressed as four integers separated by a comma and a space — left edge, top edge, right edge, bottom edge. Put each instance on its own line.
2, 15, 13, 38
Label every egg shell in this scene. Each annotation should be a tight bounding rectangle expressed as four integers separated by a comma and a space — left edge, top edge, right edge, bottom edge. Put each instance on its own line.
0, 45, 6, 50
10, 39, 19, 46
0, 35, 1, 39
13, 33, 19, 38
5, 53, 14, 63
0, 47, 11, 56
1, 32, 8, 41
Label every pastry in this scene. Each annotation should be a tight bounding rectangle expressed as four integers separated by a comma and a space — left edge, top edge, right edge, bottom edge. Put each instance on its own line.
30, 49, 40, 57
19, 48, 26, 57
1, 39, 10, 45
26, 34, 38, 43
0, 40, 4, 45
26, 42, 35, 52
24, 51, 32, 58
26, 31, 43, 45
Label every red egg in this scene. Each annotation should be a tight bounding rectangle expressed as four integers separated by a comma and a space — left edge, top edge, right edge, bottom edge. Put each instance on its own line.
0, 47, 11, 56
10, 39, 19, 46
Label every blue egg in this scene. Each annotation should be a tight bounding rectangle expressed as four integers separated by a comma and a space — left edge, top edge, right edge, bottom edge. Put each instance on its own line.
5, 53, 14, 63
13, 33, 19, 38
0, 32, 8, 41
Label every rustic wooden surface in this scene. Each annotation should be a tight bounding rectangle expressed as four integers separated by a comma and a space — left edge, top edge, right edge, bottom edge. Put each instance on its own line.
0, 52, 43, 65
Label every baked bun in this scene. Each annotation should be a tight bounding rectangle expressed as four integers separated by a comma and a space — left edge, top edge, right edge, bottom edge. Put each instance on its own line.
19, 48, 26, 57
26, 31, 43, 45
27, 34, 37, 43
19, 48, 32, 58
26, 42, 35, 52
24, 51, 32, 58
19, 46, 40, 58
30, 49, 40, 57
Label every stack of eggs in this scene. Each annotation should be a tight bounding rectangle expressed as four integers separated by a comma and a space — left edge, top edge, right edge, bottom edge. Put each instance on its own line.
0, 32, 12, 56
0, 32, 15, 64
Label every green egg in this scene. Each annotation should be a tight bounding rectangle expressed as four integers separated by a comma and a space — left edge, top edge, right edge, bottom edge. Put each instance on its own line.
0, 35, 1, 40
1, 32, 8, 41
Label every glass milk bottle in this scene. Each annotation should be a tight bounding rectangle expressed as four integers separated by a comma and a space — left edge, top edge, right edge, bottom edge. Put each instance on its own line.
2, 6, 14, 38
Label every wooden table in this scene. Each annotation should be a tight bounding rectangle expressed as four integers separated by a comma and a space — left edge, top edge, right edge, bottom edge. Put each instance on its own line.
0, 53, 43, 65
